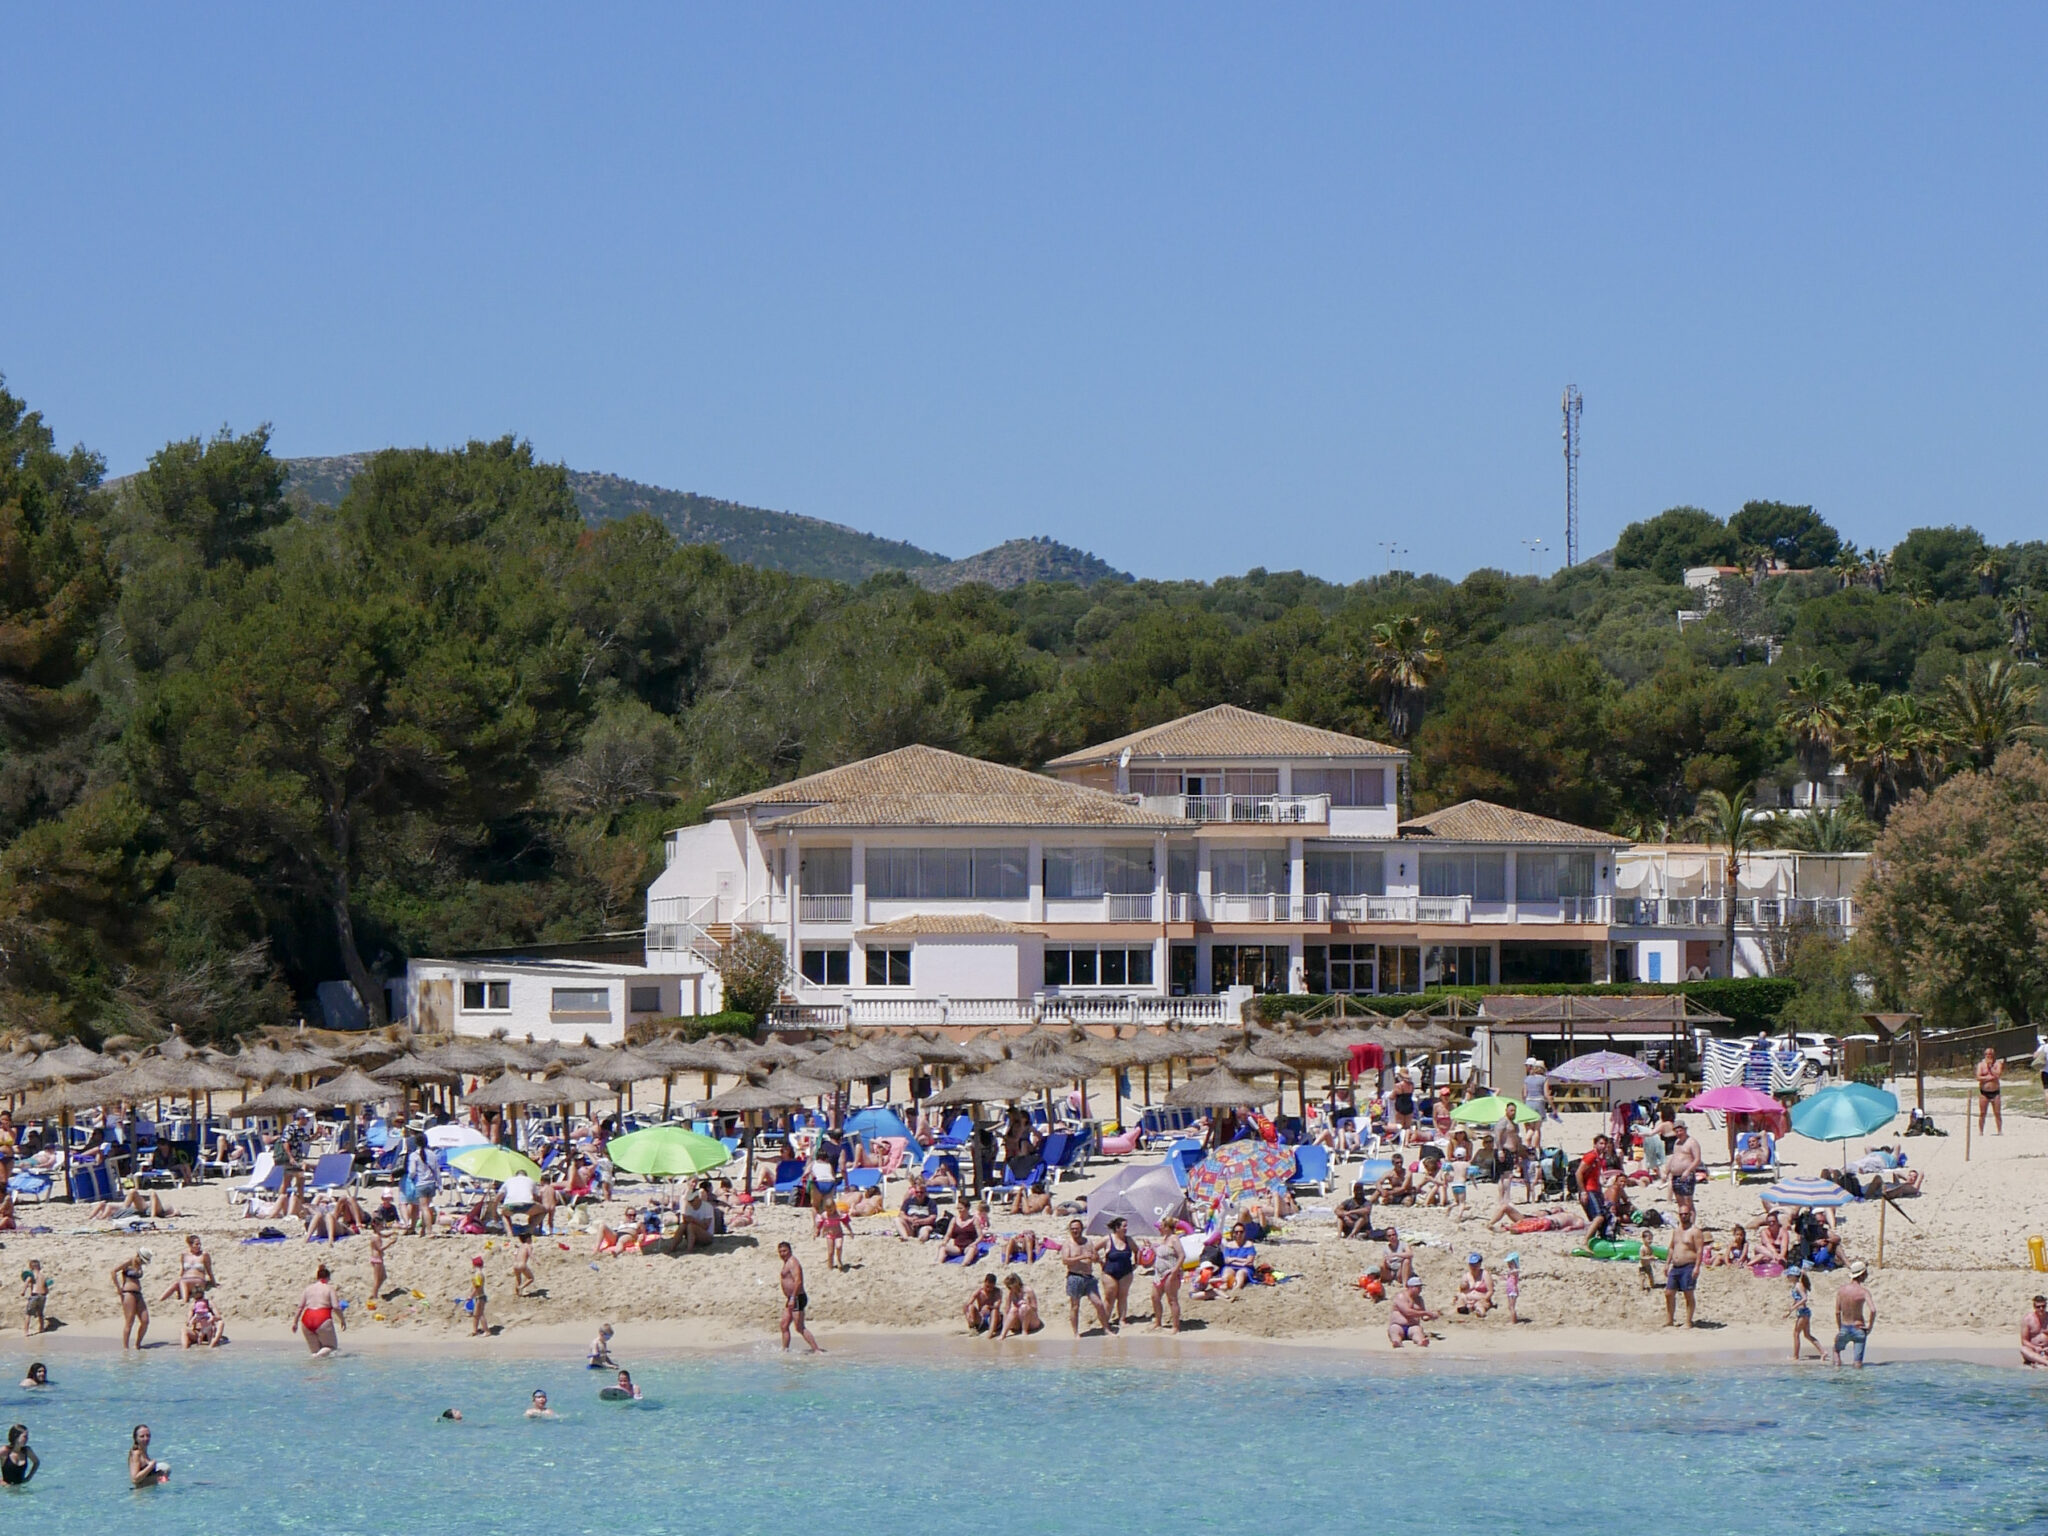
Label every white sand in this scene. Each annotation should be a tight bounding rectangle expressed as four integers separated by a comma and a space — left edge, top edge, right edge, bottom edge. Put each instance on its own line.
6, 1075, 2041, 1367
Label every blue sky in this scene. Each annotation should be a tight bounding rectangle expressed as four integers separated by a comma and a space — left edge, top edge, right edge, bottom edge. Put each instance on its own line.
5, 9, 2045, 580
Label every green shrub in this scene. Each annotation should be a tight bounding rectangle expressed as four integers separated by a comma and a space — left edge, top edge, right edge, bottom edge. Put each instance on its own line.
1254, 977, 1799, 1036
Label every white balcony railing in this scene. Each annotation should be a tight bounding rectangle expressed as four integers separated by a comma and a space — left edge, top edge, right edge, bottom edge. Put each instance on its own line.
1174, 793, 1329, 824
1611, 896, 1855, 930
798, 893, 854, 924
766, 993, 1238, 1031
1104, 893, 1154, 922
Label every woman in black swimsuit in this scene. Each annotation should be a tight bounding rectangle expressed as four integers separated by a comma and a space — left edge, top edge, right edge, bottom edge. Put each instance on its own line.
1, 1424, 36, 1486
1101, 1217, 1139, 1327
111, 1251, 149, 1350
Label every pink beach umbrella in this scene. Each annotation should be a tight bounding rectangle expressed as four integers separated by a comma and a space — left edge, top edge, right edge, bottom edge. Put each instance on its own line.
1685, 1084, 1782, 1115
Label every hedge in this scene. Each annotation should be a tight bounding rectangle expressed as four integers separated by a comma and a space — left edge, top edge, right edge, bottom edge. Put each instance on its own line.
629, 1010, 758, 1044
1253, 978, 1800, 1037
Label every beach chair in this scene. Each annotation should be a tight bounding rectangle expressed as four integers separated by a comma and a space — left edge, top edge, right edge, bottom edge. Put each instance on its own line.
768, 1159, 807, 1205
934, 1116, 975, 1151
1289, 1144, 1332, 1197
1048, 1130, 1092, 1182
306, 1153, 356, 1194
919, 1152, 962, 1194
65, 1162, 112, 1205
1733, 1132, 1779, 1183
8, 1170, 53, 1204
1165, 1139, 1205, 1189
229, 1150, 280, 1205
845, 1168, 883, 1196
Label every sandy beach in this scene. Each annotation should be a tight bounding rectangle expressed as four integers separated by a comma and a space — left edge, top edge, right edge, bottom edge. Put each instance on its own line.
7, 1075, 2043, 1369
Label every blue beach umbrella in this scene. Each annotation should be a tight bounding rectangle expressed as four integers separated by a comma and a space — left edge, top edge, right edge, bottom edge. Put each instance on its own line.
1790, 1082, 1899, 1145
841, 1106, 922, 1152
1759, 1177, 1856, 1208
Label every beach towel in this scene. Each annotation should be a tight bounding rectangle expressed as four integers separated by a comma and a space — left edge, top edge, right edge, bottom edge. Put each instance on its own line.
943, 1239, 994, 1265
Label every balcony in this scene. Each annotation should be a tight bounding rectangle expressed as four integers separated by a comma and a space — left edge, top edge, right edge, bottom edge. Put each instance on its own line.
766, 993, 1238, 1031
1138, 793, 1330, 824
1611, 896, 1855, 930
798, 893, 854, 924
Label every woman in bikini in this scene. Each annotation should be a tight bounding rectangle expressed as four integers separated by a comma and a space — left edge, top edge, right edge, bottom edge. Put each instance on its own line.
991, 1273, 1042, 1339
1978, 1048, 2005, 1135
111, 1250, 150, 1348
129, 1424, 168, 1486
160, 1234, 215, 1302
292, 1263, 345, 1356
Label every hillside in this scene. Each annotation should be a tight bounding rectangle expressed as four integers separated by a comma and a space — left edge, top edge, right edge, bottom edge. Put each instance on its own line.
913, 536, 1130, 591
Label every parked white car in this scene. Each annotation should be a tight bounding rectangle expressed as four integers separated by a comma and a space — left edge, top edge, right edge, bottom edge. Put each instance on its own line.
1774, 1033, 1840, 1079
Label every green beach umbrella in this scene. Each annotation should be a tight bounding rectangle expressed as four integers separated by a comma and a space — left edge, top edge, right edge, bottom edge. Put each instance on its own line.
1451, 1094, 1540, 1126
606, 1124, 732, 1179
449, 1145, 544, 1182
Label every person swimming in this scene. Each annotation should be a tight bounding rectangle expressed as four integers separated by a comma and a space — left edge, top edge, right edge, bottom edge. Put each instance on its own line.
614, 1370, 641, 1400
2, 1424, 37, 1486
525, 1390, 555, 1419
439, 1408, 464, 1421
18, 1363, 47, 1389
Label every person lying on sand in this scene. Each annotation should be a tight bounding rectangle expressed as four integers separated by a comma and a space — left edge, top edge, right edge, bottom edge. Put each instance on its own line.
93, 1187, 180, 1221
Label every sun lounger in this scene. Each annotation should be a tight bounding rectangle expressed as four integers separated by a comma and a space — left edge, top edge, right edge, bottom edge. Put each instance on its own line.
919, 1152, 962, 1194
1733, 1132, 1779, 1183
230, 1151, 280, 1205
1289, 1144, 1332, 1197
934, 1116, 975, 1150
306, 1153, 356, 1193
768, 1159, 807, 1204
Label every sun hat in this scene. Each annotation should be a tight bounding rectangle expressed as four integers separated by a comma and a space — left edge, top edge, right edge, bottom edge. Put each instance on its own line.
471, 1255, 485, 1267
1849, 1260, 1868, 1278
1504, 1251, 1520, 1265
1466, 1252, 1483, 1265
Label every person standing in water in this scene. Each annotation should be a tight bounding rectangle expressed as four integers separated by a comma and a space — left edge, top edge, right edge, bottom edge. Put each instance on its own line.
292, 1264, 345, 1356
128, 1424, 168, 1486
1833, 1260, 1877, 1368
777, 1242, 821, 1352
1, 1424, 37, 1486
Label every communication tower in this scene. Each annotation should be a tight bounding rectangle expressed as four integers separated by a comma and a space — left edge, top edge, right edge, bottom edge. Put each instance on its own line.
1562, 385, 1583, 567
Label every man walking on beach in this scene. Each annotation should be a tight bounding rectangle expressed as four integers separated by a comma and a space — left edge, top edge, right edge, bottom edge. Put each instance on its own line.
1832, 1260, 1875, 1368
1666, 1121, 1703, 1227
1058, 1219, 1113, 1336
777, 1241, 821, 1353
1663, 1211, 1704, 1328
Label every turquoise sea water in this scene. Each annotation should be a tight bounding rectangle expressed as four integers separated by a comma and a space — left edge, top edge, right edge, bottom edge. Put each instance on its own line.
0, 1347, 2039, 1535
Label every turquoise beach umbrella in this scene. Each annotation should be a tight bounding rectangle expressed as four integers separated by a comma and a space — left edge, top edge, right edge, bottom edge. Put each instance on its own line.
1790, 1082, 1899, 1145
606, 1125, 731, 1178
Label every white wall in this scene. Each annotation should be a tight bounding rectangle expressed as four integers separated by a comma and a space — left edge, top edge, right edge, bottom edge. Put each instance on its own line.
864, 937, 1036, 999
650, 820, 750, 907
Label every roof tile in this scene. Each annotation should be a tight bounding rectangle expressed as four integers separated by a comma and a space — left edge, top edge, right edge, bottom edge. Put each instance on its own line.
1044, 704, 1401, 767
1398, 799, 1623, 846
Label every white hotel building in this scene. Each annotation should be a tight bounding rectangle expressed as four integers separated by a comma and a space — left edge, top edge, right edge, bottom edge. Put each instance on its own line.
405, 706, 1864, 1041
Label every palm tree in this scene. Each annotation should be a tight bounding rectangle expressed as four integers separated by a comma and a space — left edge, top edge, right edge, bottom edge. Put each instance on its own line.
1687, 787, 1774, 976
1837, 687, 1932, 820
1365, 616, 1443, 741
1939, 656, 2045, 772
1777, 665, 1848, 805
1832, 543, 1864, 591
2002, 586, 2038, 660
1776, 800, 1875, 852
1975, 554, 2005, 597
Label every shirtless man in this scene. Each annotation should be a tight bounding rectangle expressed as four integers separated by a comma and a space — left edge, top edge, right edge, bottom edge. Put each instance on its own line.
1388, 1274, 1437, 1348
777, 1241, 821, 1353
1832, 1260, 1876, 1368
1977, 1048, 2005, 1135
1665, 1121, 1704, 1227
2022, 1295, 2048, 1368
1663, 1211, 1704, 1328
1057, 1219, 1113, 1336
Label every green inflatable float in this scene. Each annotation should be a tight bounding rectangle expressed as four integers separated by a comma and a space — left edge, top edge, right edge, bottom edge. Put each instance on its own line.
1570, 1237, 1669, 1262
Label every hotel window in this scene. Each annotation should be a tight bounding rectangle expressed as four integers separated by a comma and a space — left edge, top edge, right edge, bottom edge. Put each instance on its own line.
1304, 847, 1386, 897
1515, 851, 1597, 902
551, 987, 610, 1015
1167, 845, 1197, 894
864, 947, 912, 987
1305, 943, 1376, 994
1128, 769, 1179, 796
800, 947, 850, 986
1291, 766, 1388, 806
1419, 851, 1507, 901
1044, 846, 1155, 899
799, 847, 853, 895
629, 986, 663, 1014
1170, 944, 1198, 996
1209, 846, 1290, 896
460, 980, 510, 1012
1210, 944, 1291, 993
1422, 945, 1492, 986
866, 847, 1027, 901
1045, 946, 1155, 987
1377, 945, 1422, 993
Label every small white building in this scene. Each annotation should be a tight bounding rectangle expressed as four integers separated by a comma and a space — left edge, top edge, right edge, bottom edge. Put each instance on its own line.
402, 955, 712, 1046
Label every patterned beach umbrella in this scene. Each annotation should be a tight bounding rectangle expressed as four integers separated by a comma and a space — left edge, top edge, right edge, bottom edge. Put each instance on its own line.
1548, 1050, 1659, 1084
1185, 1139, 1296, 1213
1759, 1176, 1856, 1208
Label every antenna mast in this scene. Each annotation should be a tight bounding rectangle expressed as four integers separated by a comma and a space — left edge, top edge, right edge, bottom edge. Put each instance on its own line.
1561, 384, 1583, 567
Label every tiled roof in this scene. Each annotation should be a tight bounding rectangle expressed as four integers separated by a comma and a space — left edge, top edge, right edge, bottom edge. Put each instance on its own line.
1398, 800, 1624, 846
857, 914, 1032, 937
1044, 704, 1401, 768
708, 745, 1178, 829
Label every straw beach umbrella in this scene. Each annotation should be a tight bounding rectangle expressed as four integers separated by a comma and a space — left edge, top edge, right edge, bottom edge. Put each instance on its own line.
228, 1083, 326, 1118
702, 1076, 805, 1187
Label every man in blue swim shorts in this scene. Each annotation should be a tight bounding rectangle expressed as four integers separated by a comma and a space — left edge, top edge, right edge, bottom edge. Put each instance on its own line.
1663, 1211, 1704, 1328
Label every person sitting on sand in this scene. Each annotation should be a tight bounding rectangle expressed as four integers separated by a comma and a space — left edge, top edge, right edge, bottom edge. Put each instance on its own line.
160, 1234, 216, 1302
844, 1182, 886, 1218
182, 1294, 226, 1349
992, 1273, 1042, 1340
2022, 1295, 2048, 1368
965, 1272, 1003, 1333
996, 1229, 1045, 1264
1706, 1224, 1748, 1268
1454, 1252, 1492, 1317
937, 1198, 988, 1265
897, 1176, 941, 1242
1751, 1209, 1790, 1265
1375, 1154, 1416, 1206
1373, 1230, 1414, 1292
1336, 1182, 1377, 1240
1388, 1275, 1437, 1348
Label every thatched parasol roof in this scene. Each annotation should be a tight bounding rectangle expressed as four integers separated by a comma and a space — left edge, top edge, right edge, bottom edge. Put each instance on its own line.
373, 1053, 460, 1085
1165, 1067, 1279, 1110
228, 1083, 327, 1117
760, 1066, 838, 1100
462, 1070, 560, 1107
576, 1048, 669, 1086
308, 1068, 397, 1107
703, 1078, 806, 1113
530, 1074, 617, 1104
